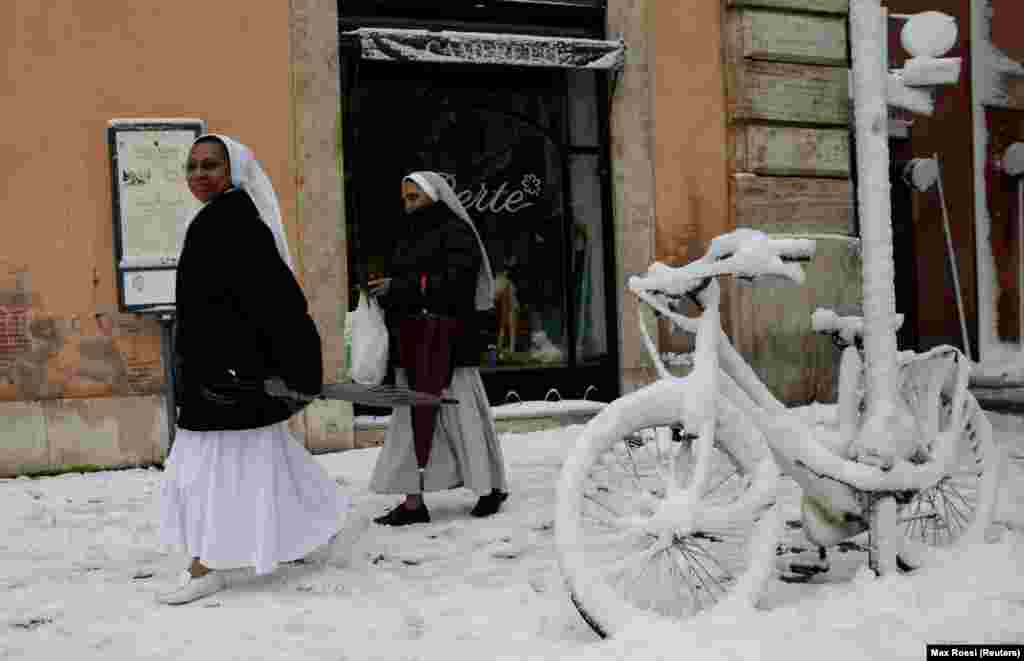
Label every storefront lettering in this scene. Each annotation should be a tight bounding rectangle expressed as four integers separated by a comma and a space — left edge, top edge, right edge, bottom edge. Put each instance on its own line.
425, 38, 567, 66
441, 173, 542, 215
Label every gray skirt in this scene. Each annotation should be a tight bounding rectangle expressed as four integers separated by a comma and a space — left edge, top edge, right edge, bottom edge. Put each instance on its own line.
369, 367, 508, 496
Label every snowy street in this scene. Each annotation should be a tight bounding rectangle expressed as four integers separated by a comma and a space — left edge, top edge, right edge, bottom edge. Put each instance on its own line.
2, 407, 1023, 661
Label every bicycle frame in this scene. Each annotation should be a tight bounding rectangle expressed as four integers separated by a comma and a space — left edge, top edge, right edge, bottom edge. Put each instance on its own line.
629, 260, 989, 546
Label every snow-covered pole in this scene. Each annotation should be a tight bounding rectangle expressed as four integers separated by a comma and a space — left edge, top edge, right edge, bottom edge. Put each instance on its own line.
850, 0, 901, 421
849, 4, 963, 574
933, 155, 974, 361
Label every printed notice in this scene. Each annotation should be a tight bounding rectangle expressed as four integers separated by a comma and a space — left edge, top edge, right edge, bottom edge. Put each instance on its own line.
115, 129, 202, 262
927, 644, 1023, 658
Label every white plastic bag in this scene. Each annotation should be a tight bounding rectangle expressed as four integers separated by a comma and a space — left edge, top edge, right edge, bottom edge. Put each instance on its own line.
349, 291, 389, 386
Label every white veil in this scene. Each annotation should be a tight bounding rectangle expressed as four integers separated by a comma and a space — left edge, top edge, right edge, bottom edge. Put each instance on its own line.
404, 171, 495, 312
192, 134, 294, 272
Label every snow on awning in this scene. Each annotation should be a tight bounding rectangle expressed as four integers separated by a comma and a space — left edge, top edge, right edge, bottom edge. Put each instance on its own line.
342, 28, 625, 71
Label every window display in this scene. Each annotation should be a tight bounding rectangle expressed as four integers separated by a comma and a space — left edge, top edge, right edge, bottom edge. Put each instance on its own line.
348, 63, 612, 378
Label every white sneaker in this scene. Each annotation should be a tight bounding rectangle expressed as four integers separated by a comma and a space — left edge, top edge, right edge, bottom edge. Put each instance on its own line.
156, 570, 226, 605
323, 511, 372, 568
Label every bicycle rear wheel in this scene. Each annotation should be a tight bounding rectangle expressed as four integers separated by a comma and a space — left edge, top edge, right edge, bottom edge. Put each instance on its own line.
899, 391, 1000, 548
897, 351, 1001, 549
555, 377, 780, 638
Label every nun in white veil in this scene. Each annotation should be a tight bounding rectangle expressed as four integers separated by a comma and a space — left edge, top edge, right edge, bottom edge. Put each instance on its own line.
367, 171, 509, 526
157, 134, 363, 605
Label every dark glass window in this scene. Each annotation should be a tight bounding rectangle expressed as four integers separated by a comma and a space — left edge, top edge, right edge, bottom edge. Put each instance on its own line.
345, 61, 616, 400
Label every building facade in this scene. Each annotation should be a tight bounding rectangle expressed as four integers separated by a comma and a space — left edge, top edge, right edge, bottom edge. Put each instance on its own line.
1, 1, 303, 474
6, 0, 1018, 476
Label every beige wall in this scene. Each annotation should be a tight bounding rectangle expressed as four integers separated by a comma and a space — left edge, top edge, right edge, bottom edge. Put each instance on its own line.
0, 0, 296, 402
648, 0, 734, 361
650, 0, 732, 267
607, 0, 658, 393
288, 0, 354, 453
0, 1, 303, 475
0, 0, 860, 475
609, 0, 734, 390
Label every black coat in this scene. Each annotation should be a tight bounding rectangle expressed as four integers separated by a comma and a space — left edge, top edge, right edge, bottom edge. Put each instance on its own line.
173, 188, 323, 431
381, 202, 485, 367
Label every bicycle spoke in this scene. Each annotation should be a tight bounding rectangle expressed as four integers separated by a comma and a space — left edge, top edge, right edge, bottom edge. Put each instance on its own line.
676, 543, 724, 604
939, 478, 977, 513
653, 429, 668, 472
935, 495, 955, 541
903, 501, 927, 540
927, 489, 943, 545
582, 492, 627, 528
703, 467, 740, 500
682, 537, 739, 587
668, 546, 705, 615
641, 432, 686, 495
621, 438, 646, 487
926, 485, 958, 543
680, 547, 732, 595
936, 483, 973, 526
600, 542, 664, 580
588, 478, 659, 521
651, 551, 684, 615
670, 545, 708, 611
938, 486, 972, 535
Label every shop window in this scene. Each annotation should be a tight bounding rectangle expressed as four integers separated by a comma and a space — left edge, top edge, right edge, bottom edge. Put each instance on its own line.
347, 62, 613, 376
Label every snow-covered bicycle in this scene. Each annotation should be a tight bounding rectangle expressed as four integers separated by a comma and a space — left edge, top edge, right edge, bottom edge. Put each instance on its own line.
554, 228, 1002, 638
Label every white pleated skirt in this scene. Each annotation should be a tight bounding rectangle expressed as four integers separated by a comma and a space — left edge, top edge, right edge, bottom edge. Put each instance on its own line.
159, 421, 350, 576
370, 367, 508, 496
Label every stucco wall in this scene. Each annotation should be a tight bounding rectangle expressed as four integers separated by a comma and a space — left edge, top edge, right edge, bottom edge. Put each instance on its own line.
650, 0, 732, 267
607, 0, 658, 394
288, 0, 354, 452
0, 1, 296, 475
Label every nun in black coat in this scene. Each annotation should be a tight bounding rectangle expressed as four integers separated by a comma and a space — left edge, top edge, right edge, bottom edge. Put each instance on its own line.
157, 134, 360, 606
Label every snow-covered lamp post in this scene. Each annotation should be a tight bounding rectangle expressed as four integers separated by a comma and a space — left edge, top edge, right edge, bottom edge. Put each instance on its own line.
848, 1, 959, 574
849, 3, 960, 458
849, 0, 900, 450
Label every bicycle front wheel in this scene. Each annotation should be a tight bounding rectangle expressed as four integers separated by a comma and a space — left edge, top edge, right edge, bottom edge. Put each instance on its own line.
555, 377, 780, 638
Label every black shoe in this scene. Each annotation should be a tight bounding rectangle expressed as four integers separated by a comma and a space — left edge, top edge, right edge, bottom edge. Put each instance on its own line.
896, 554, 918, 573
470, 491, 509, 518
373, 502, 430, 526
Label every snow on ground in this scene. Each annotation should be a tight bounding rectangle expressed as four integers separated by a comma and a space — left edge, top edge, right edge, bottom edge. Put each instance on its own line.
1, 407, 1022, 661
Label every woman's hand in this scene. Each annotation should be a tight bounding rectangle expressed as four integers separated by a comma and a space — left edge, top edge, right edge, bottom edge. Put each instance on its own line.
367, 277, 392, 298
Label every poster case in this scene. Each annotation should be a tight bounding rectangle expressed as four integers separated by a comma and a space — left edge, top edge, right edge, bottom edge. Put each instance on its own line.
108, 118, 205, 313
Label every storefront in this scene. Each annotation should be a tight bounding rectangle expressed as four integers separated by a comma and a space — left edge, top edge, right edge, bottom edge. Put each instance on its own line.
338, 1, 624, 406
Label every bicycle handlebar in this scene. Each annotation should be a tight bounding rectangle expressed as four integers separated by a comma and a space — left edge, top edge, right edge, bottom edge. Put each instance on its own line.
628, 229, 817, 299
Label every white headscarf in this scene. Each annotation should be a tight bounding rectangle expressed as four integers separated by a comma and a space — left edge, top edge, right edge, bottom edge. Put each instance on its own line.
404, 171, 495, 312
191, 134, 294, 272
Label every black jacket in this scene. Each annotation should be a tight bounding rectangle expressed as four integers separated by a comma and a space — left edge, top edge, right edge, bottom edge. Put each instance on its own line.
381, 202, 484, 367
173, 189, 322, 431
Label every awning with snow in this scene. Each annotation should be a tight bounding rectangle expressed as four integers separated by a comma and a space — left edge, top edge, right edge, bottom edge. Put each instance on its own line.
341, 28, 625, 71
